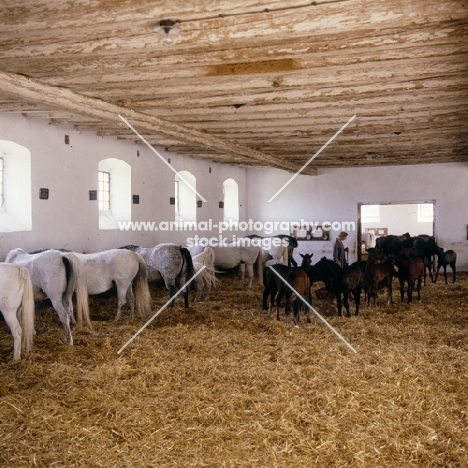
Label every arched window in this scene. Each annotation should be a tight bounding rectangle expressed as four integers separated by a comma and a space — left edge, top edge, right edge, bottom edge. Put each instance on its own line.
0, 140, 32, 232
98, 158, 131, 230
175, 171, 196, 224
223, 178, 239, 223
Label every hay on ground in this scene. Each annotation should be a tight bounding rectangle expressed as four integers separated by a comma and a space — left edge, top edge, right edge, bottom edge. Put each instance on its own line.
0, 271, 467, 467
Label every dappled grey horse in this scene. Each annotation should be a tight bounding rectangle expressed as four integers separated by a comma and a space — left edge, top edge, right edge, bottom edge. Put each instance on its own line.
121, 243, 194, 307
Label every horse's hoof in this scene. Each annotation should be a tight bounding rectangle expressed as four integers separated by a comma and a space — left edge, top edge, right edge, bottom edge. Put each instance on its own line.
61, 336, 73, 346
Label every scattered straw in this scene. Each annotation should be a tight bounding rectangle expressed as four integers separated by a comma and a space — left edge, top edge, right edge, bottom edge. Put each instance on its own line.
1, 272, 467, 467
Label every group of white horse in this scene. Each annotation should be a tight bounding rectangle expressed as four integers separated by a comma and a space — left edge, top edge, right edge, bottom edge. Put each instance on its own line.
0, 239, 291, 361
188, 240, 289, 289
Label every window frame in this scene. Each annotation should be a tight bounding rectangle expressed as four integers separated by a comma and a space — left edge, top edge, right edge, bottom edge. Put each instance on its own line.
174, 180, 180, 215
0, 156, 4, 209
98, 170, 111, 213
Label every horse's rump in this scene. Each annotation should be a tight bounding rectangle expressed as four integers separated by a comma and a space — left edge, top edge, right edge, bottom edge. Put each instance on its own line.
0, 263, 35, 359
343, 262, 365, 290
408, 257, 424, 278
287, 267, 310, 294
192, 247, 215, 267
123, 243, 192, 307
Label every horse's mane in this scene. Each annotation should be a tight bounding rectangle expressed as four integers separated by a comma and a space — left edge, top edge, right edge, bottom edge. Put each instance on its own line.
29, 247, 71, 254
119, 245, 140, 251
276, 234, 298, 248
308, 257, 337, 274
29, 248, 50, 254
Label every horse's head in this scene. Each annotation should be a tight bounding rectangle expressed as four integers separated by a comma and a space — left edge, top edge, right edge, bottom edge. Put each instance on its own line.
366, 247, 387, 263
299, 252, 313, 269
436, 246, 445, 257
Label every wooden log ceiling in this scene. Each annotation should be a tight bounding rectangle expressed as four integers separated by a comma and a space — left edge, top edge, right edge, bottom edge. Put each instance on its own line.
0, 0, 467, 173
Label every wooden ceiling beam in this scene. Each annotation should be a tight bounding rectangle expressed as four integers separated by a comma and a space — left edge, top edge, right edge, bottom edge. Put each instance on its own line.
0, 70, 316, 175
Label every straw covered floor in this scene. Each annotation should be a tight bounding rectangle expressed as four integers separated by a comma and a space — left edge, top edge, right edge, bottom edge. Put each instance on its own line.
1, 270, 467, 467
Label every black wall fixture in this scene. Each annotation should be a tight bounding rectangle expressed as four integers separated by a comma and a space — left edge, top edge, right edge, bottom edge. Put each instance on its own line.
39, 188, 49, 199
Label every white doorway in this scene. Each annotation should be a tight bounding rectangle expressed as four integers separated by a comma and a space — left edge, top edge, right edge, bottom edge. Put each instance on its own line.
357, 201, 435, 260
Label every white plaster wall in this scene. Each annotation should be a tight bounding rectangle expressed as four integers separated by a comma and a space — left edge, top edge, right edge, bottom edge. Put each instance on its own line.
246, 163, 468, 270
0, 114, 247, 257
0, 114, 467, 271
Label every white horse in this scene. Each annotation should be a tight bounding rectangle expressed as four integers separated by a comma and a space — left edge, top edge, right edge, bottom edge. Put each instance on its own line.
212, 244, 262, 288
244, 234, 298, 267
362, 232, 376, 250
0, 263, 35, 360
121, 244, 194, 308
191, 247, 217, 302
258, 243, 289, 269
5, 248, 91, 346
72, 249, 152, 321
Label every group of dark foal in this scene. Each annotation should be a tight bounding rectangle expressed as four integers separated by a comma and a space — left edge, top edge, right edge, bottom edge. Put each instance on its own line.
262, 253, 366, 325
262, 253, 314, 327
262, 233, 456, 325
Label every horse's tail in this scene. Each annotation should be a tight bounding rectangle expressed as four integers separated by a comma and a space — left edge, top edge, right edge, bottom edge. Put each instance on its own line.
281, 245, 289, 266
202, 265, 217, 288
63, 253, 93, 331
206, 247, 216, 266
262, 262, 270, 287
192, 246, 215, 267
179, 247, 195, 288
255, 246, 263, 286
132, 254, 152, 319
194, 263, 217, 289
18, 266, 35, 357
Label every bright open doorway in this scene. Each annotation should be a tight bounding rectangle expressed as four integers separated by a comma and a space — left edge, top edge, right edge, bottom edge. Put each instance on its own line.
357, 201, 435, 260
